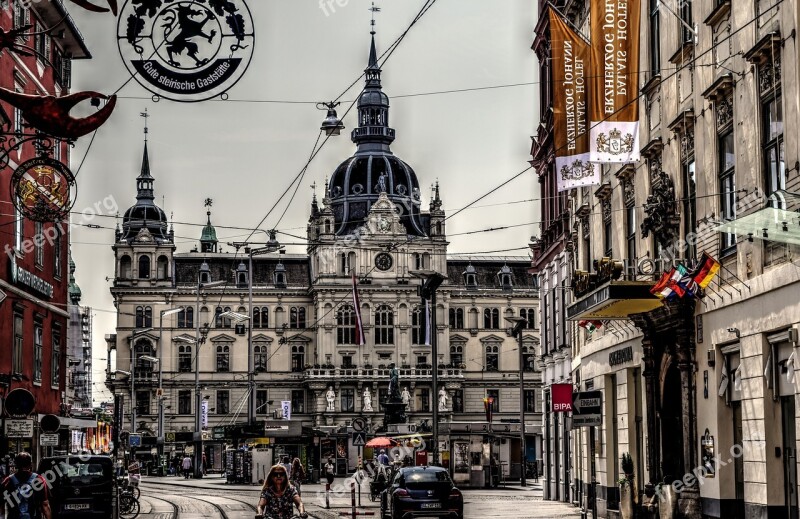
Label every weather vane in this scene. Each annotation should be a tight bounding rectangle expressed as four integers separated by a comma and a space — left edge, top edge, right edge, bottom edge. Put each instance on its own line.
370, 2, 381, 32
204, 198, 213, 208
140, 108, 149, 142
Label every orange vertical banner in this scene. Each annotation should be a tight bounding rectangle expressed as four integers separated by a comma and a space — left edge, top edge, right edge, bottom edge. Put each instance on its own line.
589, 0, 641, 163
549, 10, 597, 191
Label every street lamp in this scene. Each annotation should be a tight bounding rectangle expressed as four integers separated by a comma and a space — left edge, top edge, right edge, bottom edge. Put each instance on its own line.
158, 307, 185, 472
505, 315, 529, 487
318, 101, 345, 136
228, 233, 282, 425
410, 269, 445, 466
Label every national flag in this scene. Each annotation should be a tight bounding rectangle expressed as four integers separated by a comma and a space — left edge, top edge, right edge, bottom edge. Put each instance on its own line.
650, 270, 672, 297
424, 298, 432, 346
676, 264, 700, 297
652, 268, 685, 300
351, 272, 366, 346
579, 320, 603, 333
692, 252, 721, 289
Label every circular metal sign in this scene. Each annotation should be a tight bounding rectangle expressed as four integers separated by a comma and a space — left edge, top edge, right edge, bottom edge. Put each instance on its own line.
5, 388, 36, 418
11, 157, 76, 223
40, 414, 61, 433
117, 0, 255, 102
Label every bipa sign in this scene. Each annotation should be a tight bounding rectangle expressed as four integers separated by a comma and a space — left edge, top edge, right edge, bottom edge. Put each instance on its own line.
552, 383, 574, 412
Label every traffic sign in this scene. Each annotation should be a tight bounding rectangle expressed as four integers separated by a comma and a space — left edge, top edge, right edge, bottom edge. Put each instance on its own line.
352, 417, 366, 432
40, 434, 60, 446
571, 391, 602, 428
128, 434, 142, 447
352, 431, 367, 447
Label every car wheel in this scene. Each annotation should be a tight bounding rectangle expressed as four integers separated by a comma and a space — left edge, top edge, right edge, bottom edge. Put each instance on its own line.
390, 501, 402, 519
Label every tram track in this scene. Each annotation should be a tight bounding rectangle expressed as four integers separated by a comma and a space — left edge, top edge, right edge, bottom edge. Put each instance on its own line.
140, 482, 259, 519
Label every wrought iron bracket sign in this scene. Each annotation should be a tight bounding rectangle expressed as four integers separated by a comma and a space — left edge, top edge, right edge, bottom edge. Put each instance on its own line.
572, 257, 624, 298
11, 156, 77, 223
117, 0, 255, 102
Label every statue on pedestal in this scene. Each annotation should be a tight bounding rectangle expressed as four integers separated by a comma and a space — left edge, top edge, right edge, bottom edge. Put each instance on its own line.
388, 363, 400, 401
438, 387, 448, 411
363, 388, 373, 412
326, 386, 336, 412
383, 363, 407, 425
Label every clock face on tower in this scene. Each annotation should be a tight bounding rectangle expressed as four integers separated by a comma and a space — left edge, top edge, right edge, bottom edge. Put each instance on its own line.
375, 252, 393, 271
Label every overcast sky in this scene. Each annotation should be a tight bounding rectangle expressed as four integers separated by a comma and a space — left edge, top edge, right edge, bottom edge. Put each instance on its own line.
68, 0, 539, 403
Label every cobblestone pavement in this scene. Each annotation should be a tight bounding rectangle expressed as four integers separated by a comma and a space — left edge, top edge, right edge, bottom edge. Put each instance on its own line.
135, 476, 583, 519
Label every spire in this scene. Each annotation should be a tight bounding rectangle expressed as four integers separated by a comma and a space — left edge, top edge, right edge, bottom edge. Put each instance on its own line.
431, 180, 442, 211
200, 198, 218, 253
68, 248, 82, 304
368, 30, 379, 71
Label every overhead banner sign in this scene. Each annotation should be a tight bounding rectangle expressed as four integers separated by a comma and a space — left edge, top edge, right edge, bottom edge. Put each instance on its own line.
589, 0, 641, 163
281, 401, 291, 420
550, 10, 597, 192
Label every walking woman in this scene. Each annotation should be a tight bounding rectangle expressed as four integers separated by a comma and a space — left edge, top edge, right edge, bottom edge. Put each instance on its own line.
290, 458, 305, 495
257, 465, 307, 519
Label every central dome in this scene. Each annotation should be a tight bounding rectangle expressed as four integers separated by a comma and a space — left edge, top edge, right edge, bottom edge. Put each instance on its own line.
326, 31, 427, 237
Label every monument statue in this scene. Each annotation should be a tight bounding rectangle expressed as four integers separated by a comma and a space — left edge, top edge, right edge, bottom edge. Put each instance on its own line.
388, 363, 400, 401
363, 388, 373, 412
438, 387, 448, 411
326, 386, 336, 412
383, 363, 407, 425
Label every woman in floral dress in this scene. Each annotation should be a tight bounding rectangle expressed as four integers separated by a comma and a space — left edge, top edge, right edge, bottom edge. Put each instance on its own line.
257, 464, 308, 519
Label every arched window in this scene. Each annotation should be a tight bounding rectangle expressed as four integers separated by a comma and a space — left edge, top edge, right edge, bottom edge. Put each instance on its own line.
216, 345, 230, 372
134, 339, 154, 379
483, 308, 499, 329
448, 308, 464, 329
178, 307, 194, 328
120, 256, 132, 279
520, 308, 536, 329
347, 252, 357, 274
144, 307, 153, 328
291, 345, 305, 372
375, 305, 394, 345
254, 343, 268, 372
261, 307, 270, 328
485, 345, 499, 371
324, 220, 331, 234
215, 307, 224, 328
298, 308, 306, 328
290, 307, 305, 329
337, 305, 356, 345
253, 308, 261, 328
138, 255, 150, 279
135, 306, 145, 329
200, 306, 210, 327
178, 345, 192, 372
222, 306, 232, 328
156, 255, 169, 280
450, 345, 464, 366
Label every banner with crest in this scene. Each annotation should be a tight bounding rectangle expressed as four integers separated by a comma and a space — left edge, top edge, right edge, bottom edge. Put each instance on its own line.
550, 10, 597, 192
589, 0, 641, 163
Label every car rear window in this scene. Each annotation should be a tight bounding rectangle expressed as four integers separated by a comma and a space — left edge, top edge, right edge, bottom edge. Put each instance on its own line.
41, 459, 112, 485
405, 471, 452, 484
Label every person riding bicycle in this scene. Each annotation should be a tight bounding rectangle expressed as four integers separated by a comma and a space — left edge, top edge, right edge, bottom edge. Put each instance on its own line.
257, 465, 307, 519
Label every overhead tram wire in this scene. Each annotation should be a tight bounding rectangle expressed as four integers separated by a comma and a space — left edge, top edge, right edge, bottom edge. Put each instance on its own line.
441, 0, 787, 225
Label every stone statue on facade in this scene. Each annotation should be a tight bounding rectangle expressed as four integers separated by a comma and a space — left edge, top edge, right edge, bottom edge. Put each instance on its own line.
326, 386, 336, 412
438, 387, 448, 411
401, 387, 411, 406
363, 388, 373, 412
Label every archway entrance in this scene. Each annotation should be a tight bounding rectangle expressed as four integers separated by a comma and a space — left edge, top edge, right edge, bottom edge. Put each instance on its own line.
660, 359, 685, 482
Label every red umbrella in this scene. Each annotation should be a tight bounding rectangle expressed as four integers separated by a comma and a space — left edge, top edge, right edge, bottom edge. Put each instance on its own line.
366, 437, 397, 448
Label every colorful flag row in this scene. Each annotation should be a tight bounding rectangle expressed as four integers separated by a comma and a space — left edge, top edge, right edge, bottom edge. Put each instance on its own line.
650, 253, 721, 300
550, 0, 642, 192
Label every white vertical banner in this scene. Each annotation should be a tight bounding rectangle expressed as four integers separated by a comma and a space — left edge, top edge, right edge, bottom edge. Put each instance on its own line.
281, 401, 292, 420
201, 399, 209, 428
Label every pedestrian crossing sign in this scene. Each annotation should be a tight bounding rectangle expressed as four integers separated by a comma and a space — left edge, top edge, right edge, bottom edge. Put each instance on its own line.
352, 431, 366, 447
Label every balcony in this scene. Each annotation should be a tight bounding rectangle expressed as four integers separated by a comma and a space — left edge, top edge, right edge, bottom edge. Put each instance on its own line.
304, 366, 463, 381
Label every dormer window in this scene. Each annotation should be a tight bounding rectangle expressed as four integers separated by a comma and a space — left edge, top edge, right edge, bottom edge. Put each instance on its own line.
199, 261, 211, 285
497, 265, 513, 290
274, 261, 287, 288
236, 261, 248, 288
463, 264, 478, 289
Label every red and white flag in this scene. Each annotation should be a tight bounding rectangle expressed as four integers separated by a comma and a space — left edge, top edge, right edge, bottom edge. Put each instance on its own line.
351, 272, 366, 345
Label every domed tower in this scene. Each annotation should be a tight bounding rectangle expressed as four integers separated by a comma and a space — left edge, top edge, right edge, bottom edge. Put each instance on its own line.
326, 30, 425, 237
113, 141, 175, 286
200, 204, 218, 253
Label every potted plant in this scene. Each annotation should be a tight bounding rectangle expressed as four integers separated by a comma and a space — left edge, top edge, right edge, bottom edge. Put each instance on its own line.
619, 453, 635, 519
654, 481, 677, 519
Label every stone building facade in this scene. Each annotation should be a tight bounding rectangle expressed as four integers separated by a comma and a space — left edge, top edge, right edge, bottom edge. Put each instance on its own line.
106, 32, 542, 482
533, 0, 800, 518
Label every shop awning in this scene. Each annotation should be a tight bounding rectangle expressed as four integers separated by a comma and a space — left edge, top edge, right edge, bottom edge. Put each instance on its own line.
566, 281, 662, 320
715, 194, 800, 246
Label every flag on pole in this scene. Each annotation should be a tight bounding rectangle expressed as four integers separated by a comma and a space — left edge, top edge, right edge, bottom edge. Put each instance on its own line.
579, 320, 604, 333
351, 272, 366, 346
692, 252, 721, 289
424, 298, 432, 346
651, 268, 686, 300
549, 9, 597, 191
717, 369, 729, 397
787, 351, 796, 385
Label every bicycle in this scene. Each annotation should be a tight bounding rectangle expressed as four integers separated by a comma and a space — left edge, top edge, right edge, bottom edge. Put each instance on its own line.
120, 476, 141, 500
118, 479, 140, 519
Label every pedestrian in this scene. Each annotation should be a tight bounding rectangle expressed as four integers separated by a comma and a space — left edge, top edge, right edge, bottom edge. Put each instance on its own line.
182, 454, 193, 479
1, 452, 51, 519
323, 458, 335, 492
202, 452, 208, 476
280, 456, 292, 480
290, 458, 305, 495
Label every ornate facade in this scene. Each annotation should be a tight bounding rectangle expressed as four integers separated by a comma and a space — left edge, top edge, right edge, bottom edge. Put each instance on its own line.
107, 31, 541, 482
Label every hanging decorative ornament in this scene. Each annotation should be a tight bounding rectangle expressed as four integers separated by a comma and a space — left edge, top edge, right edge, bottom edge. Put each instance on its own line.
117, 0, 255, 102
68, 0, 119, 14
0, 89, 117, 140
11, 156, 77, 223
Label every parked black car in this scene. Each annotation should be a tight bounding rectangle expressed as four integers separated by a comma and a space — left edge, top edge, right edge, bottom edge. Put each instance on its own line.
37, 455, 114, 518
380, 466, 463, 519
